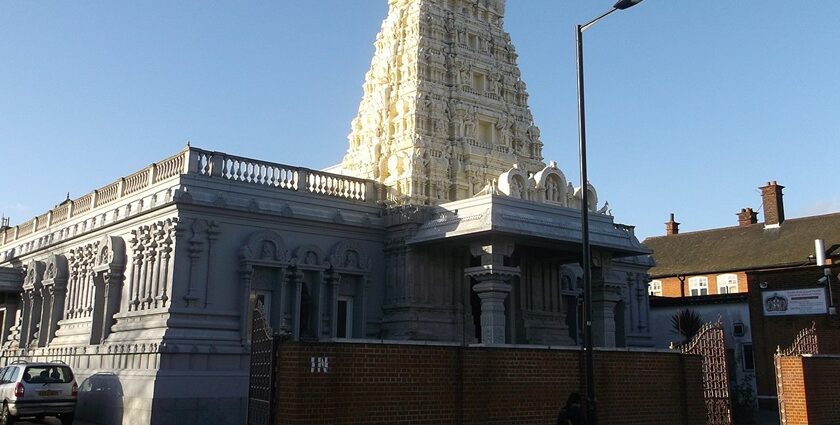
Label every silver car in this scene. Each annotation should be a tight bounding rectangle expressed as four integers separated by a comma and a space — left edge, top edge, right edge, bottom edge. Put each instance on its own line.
0, 360, 77, 425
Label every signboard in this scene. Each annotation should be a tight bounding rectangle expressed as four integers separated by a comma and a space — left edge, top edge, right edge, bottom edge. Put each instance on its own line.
762, 288, 828, 316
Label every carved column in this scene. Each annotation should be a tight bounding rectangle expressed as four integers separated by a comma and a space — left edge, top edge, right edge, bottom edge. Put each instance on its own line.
590, 261, 622, 348
20, 261, 44, 348
292, 270, 304, 341
328, 273, 341, 338
37, 285, 52, 347
465, 241, 519, 345
238, 267, 253, 345
468, 272, 514, 344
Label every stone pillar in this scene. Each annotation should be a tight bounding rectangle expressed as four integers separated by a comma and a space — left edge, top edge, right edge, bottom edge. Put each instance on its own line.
590, 263, 622, 348
472, 278, 512, 344
328, 273, 341, 338
238, 267, 253, 345
292, 271, 304, 341
465, 241, 519, 345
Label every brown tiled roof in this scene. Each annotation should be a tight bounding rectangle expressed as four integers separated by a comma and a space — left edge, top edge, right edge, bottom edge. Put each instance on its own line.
643, 212, 840, 277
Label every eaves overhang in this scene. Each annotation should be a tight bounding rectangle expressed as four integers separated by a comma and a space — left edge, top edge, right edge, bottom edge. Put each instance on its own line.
408, 194, 650, 258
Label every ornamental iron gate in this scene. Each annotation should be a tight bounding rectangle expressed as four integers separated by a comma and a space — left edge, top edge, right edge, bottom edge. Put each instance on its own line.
247, 302, 279, 425
775, 323, 819, 425
679, 319, 732, 425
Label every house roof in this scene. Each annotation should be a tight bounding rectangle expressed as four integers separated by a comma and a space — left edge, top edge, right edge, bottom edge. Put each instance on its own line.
643, 212, 840, 277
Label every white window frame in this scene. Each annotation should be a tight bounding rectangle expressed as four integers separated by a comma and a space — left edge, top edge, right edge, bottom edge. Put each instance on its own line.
688, 276, 709, 296
716, 274, 738, 294
648, 280, 662, 297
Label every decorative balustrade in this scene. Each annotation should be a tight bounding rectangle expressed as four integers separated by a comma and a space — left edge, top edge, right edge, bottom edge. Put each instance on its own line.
95, 181, 121, 207
0, 146, 380, 249
123, 169, 150, 196
154, 151, 185, 183
17, 220, 34, 237
71, 194, 93, 217
35, 212, 50, 231
51, 203, 71, 226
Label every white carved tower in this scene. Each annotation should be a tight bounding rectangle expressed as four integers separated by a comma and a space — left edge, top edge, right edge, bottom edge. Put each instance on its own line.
340, 0, 545, 205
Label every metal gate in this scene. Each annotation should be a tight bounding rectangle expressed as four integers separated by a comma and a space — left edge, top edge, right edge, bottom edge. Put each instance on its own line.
247, 302, 279, 425
775, 323, 819, 425
680, 319, 732, 425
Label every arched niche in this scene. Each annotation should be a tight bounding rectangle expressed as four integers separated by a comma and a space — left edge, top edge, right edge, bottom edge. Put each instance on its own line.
533, 161, 568, 205
497, 164, 532, 200
573, 183, 598, 212
239, 230, 289, 266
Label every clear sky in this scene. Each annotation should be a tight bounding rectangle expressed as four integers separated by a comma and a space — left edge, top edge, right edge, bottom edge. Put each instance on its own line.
1, 1, 838, 240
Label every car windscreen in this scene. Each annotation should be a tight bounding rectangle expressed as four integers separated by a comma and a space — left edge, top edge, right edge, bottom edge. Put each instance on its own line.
22, 365, 74, 384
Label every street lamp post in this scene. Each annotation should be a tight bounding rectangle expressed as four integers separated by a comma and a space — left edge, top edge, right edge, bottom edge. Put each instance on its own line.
576, 1, 644, 424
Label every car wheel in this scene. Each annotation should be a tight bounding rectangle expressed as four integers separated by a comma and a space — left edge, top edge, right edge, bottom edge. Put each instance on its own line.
0, 403, 15, 425
59, 412, 74, 425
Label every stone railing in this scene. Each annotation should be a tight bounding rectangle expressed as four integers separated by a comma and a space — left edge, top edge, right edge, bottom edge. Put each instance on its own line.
0, 147, 380, 248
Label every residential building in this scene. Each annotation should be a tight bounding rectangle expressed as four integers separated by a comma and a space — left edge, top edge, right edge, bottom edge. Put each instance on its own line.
645, 181, 840, 410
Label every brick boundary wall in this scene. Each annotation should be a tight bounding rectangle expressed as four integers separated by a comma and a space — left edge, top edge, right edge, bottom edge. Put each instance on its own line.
274, 341, 706, 425
776, 355, 840, 425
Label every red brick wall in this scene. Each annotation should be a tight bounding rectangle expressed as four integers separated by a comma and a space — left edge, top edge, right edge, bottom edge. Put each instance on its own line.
655, 272, 749, 297
275, 342, 706, 425
777, 355, 840, 425
747, 266, 840, 402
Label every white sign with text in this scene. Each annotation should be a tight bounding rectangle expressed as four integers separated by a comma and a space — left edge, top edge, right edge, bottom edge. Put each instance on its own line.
762, 288, 828, 316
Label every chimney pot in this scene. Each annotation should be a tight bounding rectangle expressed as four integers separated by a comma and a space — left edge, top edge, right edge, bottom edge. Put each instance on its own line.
737, 207, 758, 227
665, 213, 680, 236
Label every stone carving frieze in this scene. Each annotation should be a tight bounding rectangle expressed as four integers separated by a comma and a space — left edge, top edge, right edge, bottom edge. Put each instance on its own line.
293, 244, 328, 270
22, 259, 45, 291
329, 241, 371, 273
239, 230, 290, 267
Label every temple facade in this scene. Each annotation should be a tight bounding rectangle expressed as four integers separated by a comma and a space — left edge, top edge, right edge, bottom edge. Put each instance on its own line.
0, 1, 653, 424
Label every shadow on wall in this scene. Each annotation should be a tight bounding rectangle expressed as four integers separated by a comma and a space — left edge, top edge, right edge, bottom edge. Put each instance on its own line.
76, 372, 125, 425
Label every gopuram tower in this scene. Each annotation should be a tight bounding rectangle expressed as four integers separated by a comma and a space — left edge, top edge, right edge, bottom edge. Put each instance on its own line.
340, 0, 546, 205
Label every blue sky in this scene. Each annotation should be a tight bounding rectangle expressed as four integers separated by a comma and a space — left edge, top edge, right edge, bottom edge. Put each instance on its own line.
1, 1, 838, 240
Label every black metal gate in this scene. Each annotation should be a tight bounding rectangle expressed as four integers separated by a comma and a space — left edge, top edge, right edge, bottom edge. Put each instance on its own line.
775, 323, 819, 425
247, 302, 279, 425
680, 320, 732, 425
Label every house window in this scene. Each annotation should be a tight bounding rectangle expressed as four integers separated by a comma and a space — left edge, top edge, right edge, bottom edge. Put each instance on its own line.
742, 344, 755, 370
717, 274, 738, 294
336, 296, 354, 339
648, 280, 662, 297
688, 276, 709, 296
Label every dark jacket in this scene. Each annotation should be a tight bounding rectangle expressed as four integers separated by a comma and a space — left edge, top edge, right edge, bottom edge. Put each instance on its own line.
557, 404, 585, 425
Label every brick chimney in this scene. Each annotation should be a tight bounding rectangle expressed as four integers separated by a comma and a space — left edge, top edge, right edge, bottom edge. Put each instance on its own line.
760, 181, 785, 226
665, 213, 680, 236
736, 208, 758, 227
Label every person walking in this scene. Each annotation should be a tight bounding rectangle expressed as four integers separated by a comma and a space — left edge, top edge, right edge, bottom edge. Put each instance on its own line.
557, 392, 587, 425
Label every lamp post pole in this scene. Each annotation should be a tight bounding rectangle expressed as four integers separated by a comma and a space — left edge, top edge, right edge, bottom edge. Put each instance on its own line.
576, 2, 644, 424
